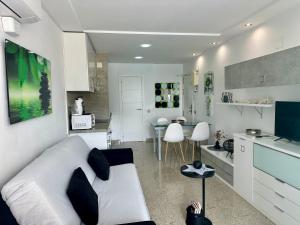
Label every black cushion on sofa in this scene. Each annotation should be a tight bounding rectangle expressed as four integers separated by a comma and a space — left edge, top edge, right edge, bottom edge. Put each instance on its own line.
88, 149, 110, 180
101, 148, 134, 166
0, 196, 19, 225
67, 167, 98, 225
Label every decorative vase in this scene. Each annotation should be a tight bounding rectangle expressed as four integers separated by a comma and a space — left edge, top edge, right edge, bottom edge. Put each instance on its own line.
214, 140, 221, 149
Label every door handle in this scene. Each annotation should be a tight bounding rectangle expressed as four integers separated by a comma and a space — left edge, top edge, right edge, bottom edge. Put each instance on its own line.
275, 177, 286, 184
275, 192, 285, 199
240, 145, 245, 152
273, 205, 284, 213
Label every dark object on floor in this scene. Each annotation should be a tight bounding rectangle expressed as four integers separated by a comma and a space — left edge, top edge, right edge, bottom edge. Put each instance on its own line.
88, 149, 110, 180
0, 196, 19, 225
214, 140, 221, 149
246, 129, 262, 136
193, 160, 202, 169
186, 205, 211, 225
67, 167, 98, 225
118, 221, 156, 225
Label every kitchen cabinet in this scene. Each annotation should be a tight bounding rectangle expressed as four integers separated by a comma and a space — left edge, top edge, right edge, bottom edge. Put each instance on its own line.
63, 32, 96, 92
233, 135, 253, 202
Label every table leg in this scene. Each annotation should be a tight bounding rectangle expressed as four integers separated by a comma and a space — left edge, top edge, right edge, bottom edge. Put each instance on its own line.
158, 130, 162, 161
153, 128, 156, 153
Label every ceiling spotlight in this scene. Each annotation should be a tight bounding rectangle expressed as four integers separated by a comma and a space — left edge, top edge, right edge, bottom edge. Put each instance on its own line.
140, 44, 152, 48
192, 53, 197, 56
134, 56, 143, 59
244, 23, 253, 27
209, 42, 217, 46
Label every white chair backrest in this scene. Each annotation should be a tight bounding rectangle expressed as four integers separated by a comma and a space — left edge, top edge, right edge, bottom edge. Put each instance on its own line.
157, 117, 169, 125
191, 122, 210, 141
176, 116, 187, 122
164, 123, 184, 142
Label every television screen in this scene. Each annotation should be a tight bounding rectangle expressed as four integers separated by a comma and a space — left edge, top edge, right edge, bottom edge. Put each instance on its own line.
5, 39, 52, 124
275, 101, 300, 141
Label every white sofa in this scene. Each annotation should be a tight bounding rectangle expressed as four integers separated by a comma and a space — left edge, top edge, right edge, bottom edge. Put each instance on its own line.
1, 136, 153, 225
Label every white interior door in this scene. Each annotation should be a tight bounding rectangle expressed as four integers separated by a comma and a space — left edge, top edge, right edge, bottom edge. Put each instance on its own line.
120, 76, 144, 142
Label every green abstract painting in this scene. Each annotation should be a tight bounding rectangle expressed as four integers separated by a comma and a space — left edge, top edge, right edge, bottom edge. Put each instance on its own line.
5, 40, 52, 124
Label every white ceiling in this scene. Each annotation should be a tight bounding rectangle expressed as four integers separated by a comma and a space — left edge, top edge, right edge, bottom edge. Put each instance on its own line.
42, 0, 300, 63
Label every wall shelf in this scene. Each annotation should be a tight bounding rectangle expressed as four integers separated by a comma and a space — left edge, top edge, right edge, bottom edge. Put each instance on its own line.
217, 102, 273, 118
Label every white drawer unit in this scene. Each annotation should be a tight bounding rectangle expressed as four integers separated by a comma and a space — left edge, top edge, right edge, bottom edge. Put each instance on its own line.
253, 192, 299, 225
254, 168, 300, 225
234, 136, 254, 202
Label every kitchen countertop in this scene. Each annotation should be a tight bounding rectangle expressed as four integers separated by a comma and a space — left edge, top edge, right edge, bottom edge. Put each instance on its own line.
234, 133, 300, 159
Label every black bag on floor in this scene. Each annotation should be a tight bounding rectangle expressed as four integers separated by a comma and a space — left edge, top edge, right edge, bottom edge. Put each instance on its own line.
186, 205, 205, 225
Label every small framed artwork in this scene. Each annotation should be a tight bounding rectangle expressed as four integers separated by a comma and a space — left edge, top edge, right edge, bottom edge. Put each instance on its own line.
204, 72, 214, 95
155, 82, 180, 108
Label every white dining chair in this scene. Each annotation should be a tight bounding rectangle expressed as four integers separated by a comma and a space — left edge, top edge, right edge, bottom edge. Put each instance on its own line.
185, 122, 210, 161
157, 117, 169, 125
163, 123, 185, 162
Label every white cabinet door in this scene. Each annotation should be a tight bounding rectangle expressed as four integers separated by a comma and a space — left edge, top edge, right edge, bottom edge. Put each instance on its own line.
234, 136, 254, 202
64, 32, 95, 92
70, 132, 108, 149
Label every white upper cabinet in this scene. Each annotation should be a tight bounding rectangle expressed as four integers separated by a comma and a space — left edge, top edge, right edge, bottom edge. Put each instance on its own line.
63, 32, 96, 92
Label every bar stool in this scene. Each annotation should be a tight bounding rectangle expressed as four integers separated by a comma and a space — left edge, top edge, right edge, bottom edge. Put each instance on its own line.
163, 123, 185, 162
185, 122, 210, 161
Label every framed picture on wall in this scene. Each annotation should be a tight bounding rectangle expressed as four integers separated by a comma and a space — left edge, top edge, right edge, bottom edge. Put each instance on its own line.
155, 82, 180, 108
204, 72, 214, 95
5, 39, 52, 124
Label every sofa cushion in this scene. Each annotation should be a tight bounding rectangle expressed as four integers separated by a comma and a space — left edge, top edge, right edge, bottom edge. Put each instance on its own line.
88, 149, 110, 180
92, 164, 150, 225
1, 136, 96, 225
67, 168, 98, 225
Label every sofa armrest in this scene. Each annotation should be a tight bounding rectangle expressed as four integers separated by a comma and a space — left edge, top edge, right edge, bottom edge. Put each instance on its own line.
117, 221, 156, 225
100, 148, 134, 166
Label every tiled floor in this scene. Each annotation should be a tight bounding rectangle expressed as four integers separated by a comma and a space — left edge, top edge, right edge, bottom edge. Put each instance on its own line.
113, 141, 274, 225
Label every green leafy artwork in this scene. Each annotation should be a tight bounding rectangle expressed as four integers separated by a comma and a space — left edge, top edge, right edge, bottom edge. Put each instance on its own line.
5, 40, 52, 124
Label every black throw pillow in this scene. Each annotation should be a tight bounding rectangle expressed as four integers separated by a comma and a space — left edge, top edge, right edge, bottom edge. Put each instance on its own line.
88, 149, 110, 180
67, 167, 98, 225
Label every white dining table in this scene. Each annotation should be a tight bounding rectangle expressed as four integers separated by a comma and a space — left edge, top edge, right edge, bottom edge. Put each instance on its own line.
151, 121, 199, 160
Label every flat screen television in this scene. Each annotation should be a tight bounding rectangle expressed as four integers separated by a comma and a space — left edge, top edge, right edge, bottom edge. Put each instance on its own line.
275, 101, 300, 141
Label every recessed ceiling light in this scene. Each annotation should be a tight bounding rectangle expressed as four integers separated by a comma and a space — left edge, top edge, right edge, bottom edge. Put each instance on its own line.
140, 44, 152, 48
134, 56, 143, 59
209, 42, 217, 46
244, 23, 253, 27
192, 53, 197, 56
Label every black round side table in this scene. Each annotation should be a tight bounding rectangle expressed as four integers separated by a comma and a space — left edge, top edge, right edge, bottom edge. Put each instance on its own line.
181, 164, 215, 225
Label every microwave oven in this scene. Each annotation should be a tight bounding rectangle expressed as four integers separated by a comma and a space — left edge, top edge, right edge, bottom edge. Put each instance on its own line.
71, 114, 95, 130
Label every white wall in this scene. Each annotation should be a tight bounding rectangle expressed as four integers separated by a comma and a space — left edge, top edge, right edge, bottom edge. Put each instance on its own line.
0, 6, 67, 186
108, 63, 183, 140
183, 6, 300, 139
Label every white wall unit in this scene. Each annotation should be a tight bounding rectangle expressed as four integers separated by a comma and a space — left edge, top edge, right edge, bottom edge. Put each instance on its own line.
233, 135, 253, 202
63, 32, 96, 92
70, 132, 108, 149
